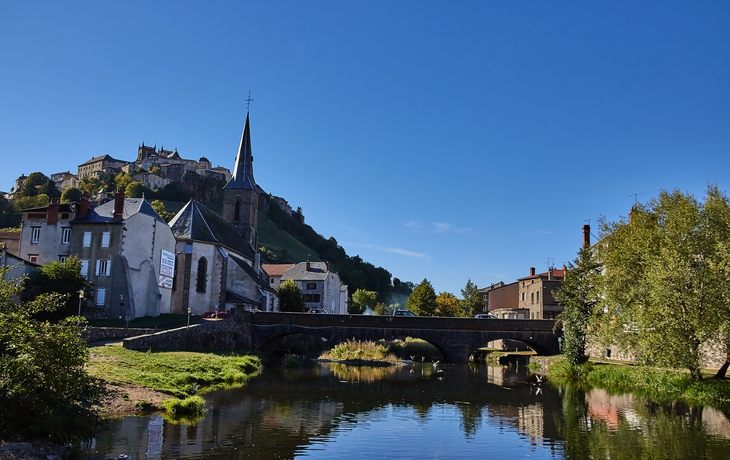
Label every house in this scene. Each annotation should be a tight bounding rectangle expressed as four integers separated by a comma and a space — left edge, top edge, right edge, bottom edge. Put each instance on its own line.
0, 231, 21, 257
77, 154, 129, 179
261, 263, 295, 310
168, 200, 277, 314
275, 261, 348, 314
481, 281, 520, 316
70, 191, 176, 319
1, 249, 39, 283
17, 200, 75, 264
517, 266, 566, 319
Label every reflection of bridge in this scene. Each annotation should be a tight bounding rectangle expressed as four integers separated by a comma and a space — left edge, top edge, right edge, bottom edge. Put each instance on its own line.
240, 312, 560, 363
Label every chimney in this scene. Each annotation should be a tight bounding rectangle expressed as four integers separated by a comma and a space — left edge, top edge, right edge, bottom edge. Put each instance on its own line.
583, 224, 591, 247
562, 264, 567, 272
326, 261, 331, 272
548, 267, 554, 280
530, 267, 535, 276
47, 198, 60, 225
113, 190, 125, 221
78, 193, 90, 218
306, 260, 311, 271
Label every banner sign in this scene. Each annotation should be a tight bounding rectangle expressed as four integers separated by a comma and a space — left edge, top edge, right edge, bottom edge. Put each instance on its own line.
158, 275, 173, 290
160, 249, 175, 277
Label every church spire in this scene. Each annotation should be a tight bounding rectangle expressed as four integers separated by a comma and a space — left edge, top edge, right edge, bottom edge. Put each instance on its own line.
224, 112, 256, 190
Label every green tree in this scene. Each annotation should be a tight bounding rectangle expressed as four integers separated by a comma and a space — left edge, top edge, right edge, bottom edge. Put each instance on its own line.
553, 246, 601, 366
349, 289, 378, 314
150, 200, 175, 222
115, 172, 134, 192
278, 279, 305, 312
60, 186, 82, 204
0, 267, 105, 443
0, 195, 21, 228
13, 193, 50, 210
596, 186, 730, 380
40, 179, 61, 199
125, 181, 146, 198
459, 279, 482, 317
406, 279, 437, 316
149, 166, 162, 176
435, 292, 463, 317
79, 176, 103, 195
22, 257, 92, 322
17, 172, 49, 198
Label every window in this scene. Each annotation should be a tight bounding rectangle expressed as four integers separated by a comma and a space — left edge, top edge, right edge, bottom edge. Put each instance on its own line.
521, 292, 526, 301
83, 232, 92, 247
234, 201, 240, 222
101, 232, 111, 248
59, 255, 68, 262
61, 228, 71, 244
80, 260, 89, 277
270, 278, 274, 284
536, 291, 540, 303
306, 283, 317, 290
196, 257, 207, 292
31, 227, 41, 244
531, 292, 534, 304
96, 288, 106, 306
95, 259, 110, 277
303, 294, 321, 303
518, 313, 525, 319
482, 294, 487, 301
29, 255, 38, 264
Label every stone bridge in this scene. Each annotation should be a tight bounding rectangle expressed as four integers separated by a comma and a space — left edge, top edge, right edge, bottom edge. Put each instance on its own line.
239, 311, 561, 363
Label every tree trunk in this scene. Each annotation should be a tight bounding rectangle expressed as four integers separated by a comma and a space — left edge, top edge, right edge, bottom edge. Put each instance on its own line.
715, 361, 729, 379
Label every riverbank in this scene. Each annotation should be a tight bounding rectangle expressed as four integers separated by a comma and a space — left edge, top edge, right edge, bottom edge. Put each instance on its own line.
534, 355, 730, 409
87, 343, 262, 414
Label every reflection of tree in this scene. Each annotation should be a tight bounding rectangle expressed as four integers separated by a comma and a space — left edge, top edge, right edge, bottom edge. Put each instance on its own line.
557, 384, 730, 460
457, 403, 482, 437
327, 363, 398, 382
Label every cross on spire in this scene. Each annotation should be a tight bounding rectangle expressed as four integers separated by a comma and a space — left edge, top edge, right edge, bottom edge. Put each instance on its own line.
245, 91, 254, 113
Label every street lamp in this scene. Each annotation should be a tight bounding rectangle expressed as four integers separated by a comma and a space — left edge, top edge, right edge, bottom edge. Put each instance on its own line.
77, 290, 85, 326
187, 308, 192, 329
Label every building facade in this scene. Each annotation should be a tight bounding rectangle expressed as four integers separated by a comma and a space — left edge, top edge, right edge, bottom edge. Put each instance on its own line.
278, 261, 348, 314
517, 266, 566, 319
17, 200, 75, 264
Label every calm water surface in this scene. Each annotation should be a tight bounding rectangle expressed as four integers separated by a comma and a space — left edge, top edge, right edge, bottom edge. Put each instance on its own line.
82, 362, 730, 459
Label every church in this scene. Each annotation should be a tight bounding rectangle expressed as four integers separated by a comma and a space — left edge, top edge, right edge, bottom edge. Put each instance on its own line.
168, 112, 277, 314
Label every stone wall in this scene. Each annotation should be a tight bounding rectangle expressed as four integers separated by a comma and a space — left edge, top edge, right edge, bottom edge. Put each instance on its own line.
82, 327, 157, 343
122, 319, 251, 351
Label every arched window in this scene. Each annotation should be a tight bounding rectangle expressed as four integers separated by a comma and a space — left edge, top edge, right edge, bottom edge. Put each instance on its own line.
196, 257, 207, 293
234, 201, 241, 222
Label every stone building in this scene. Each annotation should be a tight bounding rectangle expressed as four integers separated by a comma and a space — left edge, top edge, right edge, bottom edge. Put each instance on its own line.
77, 154, 129, 179
70, 192, 176, 319
274, 261, 348, 314
517, 266, 566, 319
17, 199, 75, 265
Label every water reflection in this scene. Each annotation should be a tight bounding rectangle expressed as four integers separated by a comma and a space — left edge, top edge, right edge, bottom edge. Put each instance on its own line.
82, 363, 730, 460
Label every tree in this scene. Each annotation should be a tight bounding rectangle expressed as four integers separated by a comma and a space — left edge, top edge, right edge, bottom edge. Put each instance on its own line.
17, 172, 49, 198
115, 172, 134, 192
78, 176, 103, 195
435, 292, 463, 317
150, 200, 175, 222
406, 279, 437, 316
13, 193, 50, 211
0, 195, 21, 228
22, 257, 92, 322
40, 179, 61, 199
278, 279, 305, 312
349, 289, 378, 314
596, 186, 730, 380
0, 267, 105, 443
125, 181, 146, 198
553, 246, 601, 366
61, 186, 82, 204
459, 279, 482, 317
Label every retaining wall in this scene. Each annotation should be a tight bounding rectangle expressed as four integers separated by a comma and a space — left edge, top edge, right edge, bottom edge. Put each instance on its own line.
82, 327, 157, 343
122, 319, 251, 351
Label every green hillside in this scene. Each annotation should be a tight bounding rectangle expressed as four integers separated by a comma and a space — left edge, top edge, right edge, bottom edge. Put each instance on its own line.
257, 212, 321, 264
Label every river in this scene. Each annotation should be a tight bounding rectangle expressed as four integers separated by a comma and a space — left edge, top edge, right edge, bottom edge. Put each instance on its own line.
81, 362, 730, 459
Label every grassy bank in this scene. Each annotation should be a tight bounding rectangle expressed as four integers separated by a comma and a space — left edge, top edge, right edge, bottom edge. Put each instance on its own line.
88, 343, 262, 398
546, 356, 730, 408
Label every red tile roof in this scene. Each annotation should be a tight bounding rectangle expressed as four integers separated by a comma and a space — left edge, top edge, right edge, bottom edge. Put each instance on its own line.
261, 264, 295, 276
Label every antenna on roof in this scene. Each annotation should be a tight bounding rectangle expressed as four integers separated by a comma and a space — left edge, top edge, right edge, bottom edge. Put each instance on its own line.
545, 257, 554, 269
629, 192, 643, 204
245, 91, 254, 113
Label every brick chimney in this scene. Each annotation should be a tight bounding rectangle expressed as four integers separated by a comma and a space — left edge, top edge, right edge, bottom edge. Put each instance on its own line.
306, 259, 311, 271
583, 224, 591, 247
326, 261, 331, 272
47, 198, 60, 225
78, 193, 90, 218
548, 267, 554, 280
530, 267, 535, 276
113, 190, 125, 221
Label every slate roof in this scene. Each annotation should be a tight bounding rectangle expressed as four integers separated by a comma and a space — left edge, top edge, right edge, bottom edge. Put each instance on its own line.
230, 255, 276, 293
71, 198, 164, 224
261, 264, 295, 277
281, 261, 331, 281
78, 154, 122, 166
224, 113, 256, 191
169, 200, 255, 259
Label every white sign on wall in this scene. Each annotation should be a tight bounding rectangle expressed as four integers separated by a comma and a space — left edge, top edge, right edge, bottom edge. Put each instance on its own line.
158, 275, 173, 290
160, 249, 175, 278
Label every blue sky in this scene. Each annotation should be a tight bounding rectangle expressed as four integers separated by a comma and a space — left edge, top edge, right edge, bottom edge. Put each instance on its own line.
2, 1, 729, 296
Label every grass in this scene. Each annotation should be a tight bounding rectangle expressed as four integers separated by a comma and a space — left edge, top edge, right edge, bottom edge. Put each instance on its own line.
547, 356, 730, 408
257, 213, 321, 263
87, 343, 262, 397
320, 339, 400, 363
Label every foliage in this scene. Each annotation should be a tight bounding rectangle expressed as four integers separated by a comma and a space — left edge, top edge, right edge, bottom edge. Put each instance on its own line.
596, 186, 730, 380
320, 339, 398, 362
459, 279, 482, 317
86, 344, 262, 397
0, 268, 106, 443
150, 199, 175, 222
349, 288, 378, 314
60, 186, 82, 203
125, 181, 147, 198
21, 257, 92, 321
0, 195, 21, 228
17, 172, 50, 198
435, 291, 463, 317
383, 337, 441, 362
78, 176, 103, 195
278, 279, 305, 312
13, 193, 50, 210
162, 395, 207, 417
406, 279, 437, 316
149, 166, 162, 176
115, 172, 134, 192
554, 246, 602, 366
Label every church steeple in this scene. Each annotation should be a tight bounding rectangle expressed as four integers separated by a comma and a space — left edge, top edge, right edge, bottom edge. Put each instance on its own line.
224, 112, 256, 190
222, 110, 259, 249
